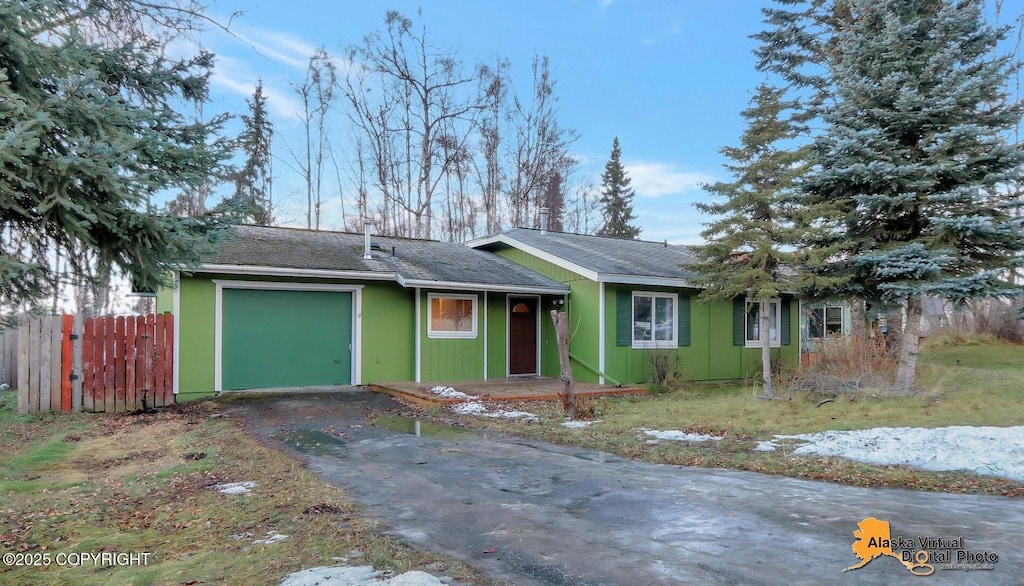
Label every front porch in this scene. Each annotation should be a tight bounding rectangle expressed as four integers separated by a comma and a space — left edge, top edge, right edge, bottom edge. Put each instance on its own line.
369, 377, 645, 406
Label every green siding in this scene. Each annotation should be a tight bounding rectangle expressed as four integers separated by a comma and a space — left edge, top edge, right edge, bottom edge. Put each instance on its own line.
486, 293, 508, 379
604, 284, 708, 384
420, 290, 484, 381
538, 297, 560, 378
492, 246, 601, 383
171, 275, 418, 398
176, 278, 216, 399
156, 284, 173, 314
361, 284, 415, 382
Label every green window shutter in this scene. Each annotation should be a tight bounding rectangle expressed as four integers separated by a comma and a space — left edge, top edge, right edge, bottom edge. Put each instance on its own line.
616, 290, 632, 346
678, 294, 691, 346
781, 297, 792, 345
733, 297, 745, 346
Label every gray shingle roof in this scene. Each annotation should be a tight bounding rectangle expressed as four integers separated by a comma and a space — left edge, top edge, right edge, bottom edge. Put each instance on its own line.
473, 228, 698, 284
200, 225, 569, 292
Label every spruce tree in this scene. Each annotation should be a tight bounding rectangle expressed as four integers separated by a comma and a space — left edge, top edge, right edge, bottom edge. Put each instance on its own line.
0, 0, 245, 315
597, 137, 641, 239
803, 0, 1024, 391
234, 80, 275, 226
689, 84, 808, 398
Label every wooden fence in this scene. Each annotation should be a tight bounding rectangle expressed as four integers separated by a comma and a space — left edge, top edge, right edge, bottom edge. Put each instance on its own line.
0, 326, 18, 389
10, 313, 174, 415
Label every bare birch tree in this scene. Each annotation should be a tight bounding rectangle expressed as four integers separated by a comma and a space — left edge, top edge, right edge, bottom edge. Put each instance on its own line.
339, 10, 483, 239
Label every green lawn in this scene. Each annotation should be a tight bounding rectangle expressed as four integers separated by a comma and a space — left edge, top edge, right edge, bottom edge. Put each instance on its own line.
435, 336, 1024, 497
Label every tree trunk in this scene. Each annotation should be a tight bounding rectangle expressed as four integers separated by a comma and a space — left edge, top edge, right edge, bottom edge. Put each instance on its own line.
550, 310, 578, 419
760, 300, 775, 399
850, 296, 867, 340
894, 295, 922, 393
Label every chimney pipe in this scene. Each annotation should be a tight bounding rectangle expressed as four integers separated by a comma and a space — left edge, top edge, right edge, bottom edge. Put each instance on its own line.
539, 207, 549, 235
363, 219, 372, 260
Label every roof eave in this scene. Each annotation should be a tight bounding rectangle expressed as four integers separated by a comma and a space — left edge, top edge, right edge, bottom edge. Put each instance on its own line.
597, 274, 694, 288
399, 278, 569, 295
194, 263, 398, 282
465, 234, 600, 281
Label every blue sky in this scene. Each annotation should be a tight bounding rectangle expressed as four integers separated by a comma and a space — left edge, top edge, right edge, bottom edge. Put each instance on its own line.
188, 0, 1019, 243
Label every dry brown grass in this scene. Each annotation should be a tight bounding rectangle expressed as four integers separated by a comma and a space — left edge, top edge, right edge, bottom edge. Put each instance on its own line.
791, 335, 898, 396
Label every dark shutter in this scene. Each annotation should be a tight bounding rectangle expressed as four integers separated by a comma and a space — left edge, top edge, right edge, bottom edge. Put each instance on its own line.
616, 290, 632, 346
781, 297, 792, 345
733, 297, 746, 346
678, 294, 691, 346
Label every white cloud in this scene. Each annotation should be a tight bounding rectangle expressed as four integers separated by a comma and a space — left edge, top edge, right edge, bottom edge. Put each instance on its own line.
626, 161, 713, 198
208, 55, 302, 120
217, 20, 319, 71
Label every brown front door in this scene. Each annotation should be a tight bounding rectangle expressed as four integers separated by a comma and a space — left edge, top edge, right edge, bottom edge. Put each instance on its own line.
509, 297, 538, 375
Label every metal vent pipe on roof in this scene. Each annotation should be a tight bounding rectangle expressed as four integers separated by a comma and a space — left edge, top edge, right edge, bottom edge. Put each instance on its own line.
539, 206, 549, 235
363, 219, 373, 260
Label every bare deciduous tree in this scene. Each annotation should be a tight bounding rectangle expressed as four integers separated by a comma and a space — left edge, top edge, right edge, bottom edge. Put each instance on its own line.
339, 10, 483, 239
506, 55, 578, 229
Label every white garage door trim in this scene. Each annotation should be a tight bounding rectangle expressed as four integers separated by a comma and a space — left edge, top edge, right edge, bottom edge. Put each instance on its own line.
212, 280, 364, 392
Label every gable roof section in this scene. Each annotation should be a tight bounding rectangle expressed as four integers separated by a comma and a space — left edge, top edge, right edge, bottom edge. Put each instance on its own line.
467, 228, 698, 287
197, 225, 570, 294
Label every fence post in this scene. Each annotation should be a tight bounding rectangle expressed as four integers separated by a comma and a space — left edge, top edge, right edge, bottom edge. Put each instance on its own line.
162, 312, 174, 406
72, 314, 83, 412
17, 319, 28, 415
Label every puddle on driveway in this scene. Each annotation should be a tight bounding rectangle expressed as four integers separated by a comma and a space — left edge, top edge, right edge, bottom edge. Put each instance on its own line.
373, 415, 480, 439
272, 429, 347, 455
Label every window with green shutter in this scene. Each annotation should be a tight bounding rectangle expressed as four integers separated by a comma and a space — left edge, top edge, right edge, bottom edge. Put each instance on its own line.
618, 290, 686, 348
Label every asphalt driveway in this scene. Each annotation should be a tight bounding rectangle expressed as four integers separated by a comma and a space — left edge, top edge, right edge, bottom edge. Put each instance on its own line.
224, 391, 1023, 586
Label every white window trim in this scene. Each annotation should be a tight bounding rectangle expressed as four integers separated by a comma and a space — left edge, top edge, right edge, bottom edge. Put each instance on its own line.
807, 304, 846, 340
427, 293, 478, 339
745, 298, 781, 348
631, 291, 679, 349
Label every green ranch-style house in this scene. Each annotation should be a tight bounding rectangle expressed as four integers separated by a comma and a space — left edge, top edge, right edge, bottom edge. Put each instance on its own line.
158, 221, 799, 400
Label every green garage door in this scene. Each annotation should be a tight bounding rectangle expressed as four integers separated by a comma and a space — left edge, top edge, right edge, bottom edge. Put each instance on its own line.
222, 288, 352, 390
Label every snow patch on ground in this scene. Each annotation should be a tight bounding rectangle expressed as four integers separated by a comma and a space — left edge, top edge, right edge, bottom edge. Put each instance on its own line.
253, 532, 289, 544
643, 429, 723, 442
215, 481, 256, 495
279, 566, 445, 586
427, 386, 478, 400
449, 401, 538, 422
562, 420, 601, 429
757, 426, 1024, 482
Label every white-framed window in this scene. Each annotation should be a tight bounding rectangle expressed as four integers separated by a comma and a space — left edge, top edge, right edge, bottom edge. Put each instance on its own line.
632, 291, 678, 348
745, 298, 781, 348
428, 293, 477, 338
808, 305, 844, 339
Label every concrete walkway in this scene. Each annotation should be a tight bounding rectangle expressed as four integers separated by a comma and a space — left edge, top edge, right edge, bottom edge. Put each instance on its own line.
227, 391, 1023, 586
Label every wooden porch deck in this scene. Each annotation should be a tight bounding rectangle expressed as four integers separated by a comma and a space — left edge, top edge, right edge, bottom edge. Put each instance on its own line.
368, 377, 646, 406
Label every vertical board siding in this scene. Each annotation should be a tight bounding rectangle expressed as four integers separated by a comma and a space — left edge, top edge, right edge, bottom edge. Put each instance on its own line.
14, 313, 174, 414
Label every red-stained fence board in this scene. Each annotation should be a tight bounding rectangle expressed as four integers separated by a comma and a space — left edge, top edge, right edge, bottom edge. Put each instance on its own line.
61, 315, 73, 411
103, 316, 115, 413
82, 318, 95, 412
